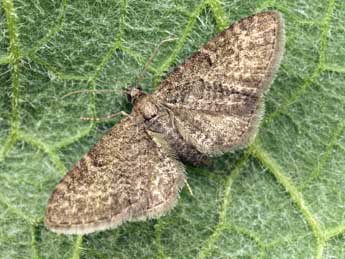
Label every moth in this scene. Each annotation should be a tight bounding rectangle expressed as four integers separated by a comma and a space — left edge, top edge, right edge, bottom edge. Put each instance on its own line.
45, 11, 285, 234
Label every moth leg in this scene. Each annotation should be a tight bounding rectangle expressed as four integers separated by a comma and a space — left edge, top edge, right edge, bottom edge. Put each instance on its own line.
184, 178, 194, 196
80, 111, 130, 121
165, 106, 177, 130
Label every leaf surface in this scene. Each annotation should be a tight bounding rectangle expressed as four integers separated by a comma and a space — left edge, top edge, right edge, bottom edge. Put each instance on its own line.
1, 0, 345, 258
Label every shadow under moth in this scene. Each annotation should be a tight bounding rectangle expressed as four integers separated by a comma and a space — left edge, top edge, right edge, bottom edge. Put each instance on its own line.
45, 11, 285, 235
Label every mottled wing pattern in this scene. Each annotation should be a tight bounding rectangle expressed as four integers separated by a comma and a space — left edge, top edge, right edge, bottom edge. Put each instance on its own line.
45, 116, 185, 235
154, 11, 285, 155
172, 109, 260, 155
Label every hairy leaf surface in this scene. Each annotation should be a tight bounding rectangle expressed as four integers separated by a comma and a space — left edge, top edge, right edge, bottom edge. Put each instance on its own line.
0, 0, 344, 258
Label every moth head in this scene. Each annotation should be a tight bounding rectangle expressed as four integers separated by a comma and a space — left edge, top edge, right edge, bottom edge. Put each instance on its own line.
124, 86, 144, 104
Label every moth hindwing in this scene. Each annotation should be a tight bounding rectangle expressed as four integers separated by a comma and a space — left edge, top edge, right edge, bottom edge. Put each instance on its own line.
45, 11, 285, 234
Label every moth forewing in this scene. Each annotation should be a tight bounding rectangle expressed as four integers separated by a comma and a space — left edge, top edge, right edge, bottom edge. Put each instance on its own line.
45, 118, 186, 234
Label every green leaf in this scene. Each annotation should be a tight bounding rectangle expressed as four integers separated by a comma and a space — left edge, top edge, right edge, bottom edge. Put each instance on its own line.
1, 0, 344, 258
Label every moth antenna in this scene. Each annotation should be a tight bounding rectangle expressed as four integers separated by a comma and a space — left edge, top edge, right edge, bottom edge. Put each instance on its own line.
62, 89, 119, 99
134, 37, 177, 86
184, 179, 194, 197
80, 111, 129, 121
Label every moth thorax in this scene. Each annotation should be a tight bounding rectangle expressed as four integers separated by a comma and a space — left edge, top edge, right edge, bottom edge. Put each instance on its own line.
136, 96, 158, 120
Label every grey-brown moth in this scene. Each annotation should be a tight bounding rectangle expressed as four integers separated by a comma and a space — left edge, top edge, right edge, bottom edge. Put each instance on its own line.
45, 11, 285, 235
